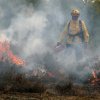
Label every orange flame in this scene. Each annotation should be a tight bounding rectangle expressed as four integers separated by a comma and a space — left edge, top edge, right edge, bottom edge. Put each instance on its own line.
92, 70, 97, 79
0, 41, 25, 66
90, 70, 100, 85
7, 51, 25, 66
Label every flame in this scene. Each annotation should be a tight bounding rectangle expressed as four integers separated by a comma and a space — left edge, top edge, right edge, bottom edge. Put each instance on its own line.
8, 51, 25, 66
92, 70, 97, 79
90, 70, 100, 85
0, 41, 25, 66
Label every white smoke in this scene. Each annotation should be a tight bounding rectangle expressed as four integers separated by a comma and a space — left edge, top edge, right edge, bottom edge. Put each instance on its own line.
0, 0, 92, 73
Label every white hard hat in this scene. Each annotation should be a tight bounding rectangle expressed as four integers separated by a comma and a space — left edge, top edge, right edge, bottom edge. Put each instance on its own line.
71, 9, 80, 16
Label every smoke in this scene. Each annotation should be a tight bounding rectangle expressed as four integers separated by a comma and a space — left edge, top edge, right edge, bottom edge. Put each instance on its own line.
0, 0, 98, 79
0, 1, 81, 60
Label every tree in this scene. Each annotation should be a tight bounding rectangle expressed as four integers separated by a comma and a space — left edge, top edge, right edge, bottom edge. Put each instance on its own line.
87, 0, 100, 48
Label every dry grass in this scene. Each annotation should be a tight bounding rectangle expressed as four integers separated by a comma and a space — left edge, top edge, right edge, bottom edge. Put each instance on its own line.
0, 93, 100, 100
0, 60, 100, 100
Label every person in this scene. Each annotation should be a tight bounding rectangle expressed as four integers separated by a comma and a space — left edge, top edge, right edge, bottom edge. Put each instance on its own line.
57, 9, 89, 61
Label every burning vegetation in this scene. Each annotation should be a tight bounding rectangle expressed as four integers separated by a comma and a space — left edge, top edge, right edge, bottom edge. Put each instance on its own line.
0, 41, 25, 66
0, 40, 100, 100
0, 0, 99, 99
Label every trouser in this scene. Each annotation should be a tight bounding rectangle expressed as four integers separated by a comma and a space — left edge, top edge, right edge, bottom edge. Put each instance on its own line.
66, 43, 84, 61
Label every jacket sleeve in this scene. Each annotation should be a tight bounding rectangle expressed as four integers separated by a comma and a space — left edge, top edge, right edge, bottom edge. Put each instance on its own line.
59, 23, 68, 43
81, 21, 89, 43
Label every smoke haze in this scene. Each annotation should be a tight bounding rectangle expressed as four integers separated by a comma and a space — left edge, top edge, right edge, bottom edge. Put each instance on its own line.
0, 0, 98, 76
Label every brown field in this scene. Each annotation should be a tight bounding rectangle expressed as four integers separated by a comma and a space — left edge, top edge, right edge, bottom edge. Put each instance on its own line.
0, 57, 100, 100
0, 93, 100, 100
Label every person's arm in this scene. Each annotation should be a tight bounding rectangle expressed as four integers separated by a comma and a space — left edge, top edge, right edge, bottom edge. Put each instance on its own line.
81, 21, 89, 43
58, 23, 68, 44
